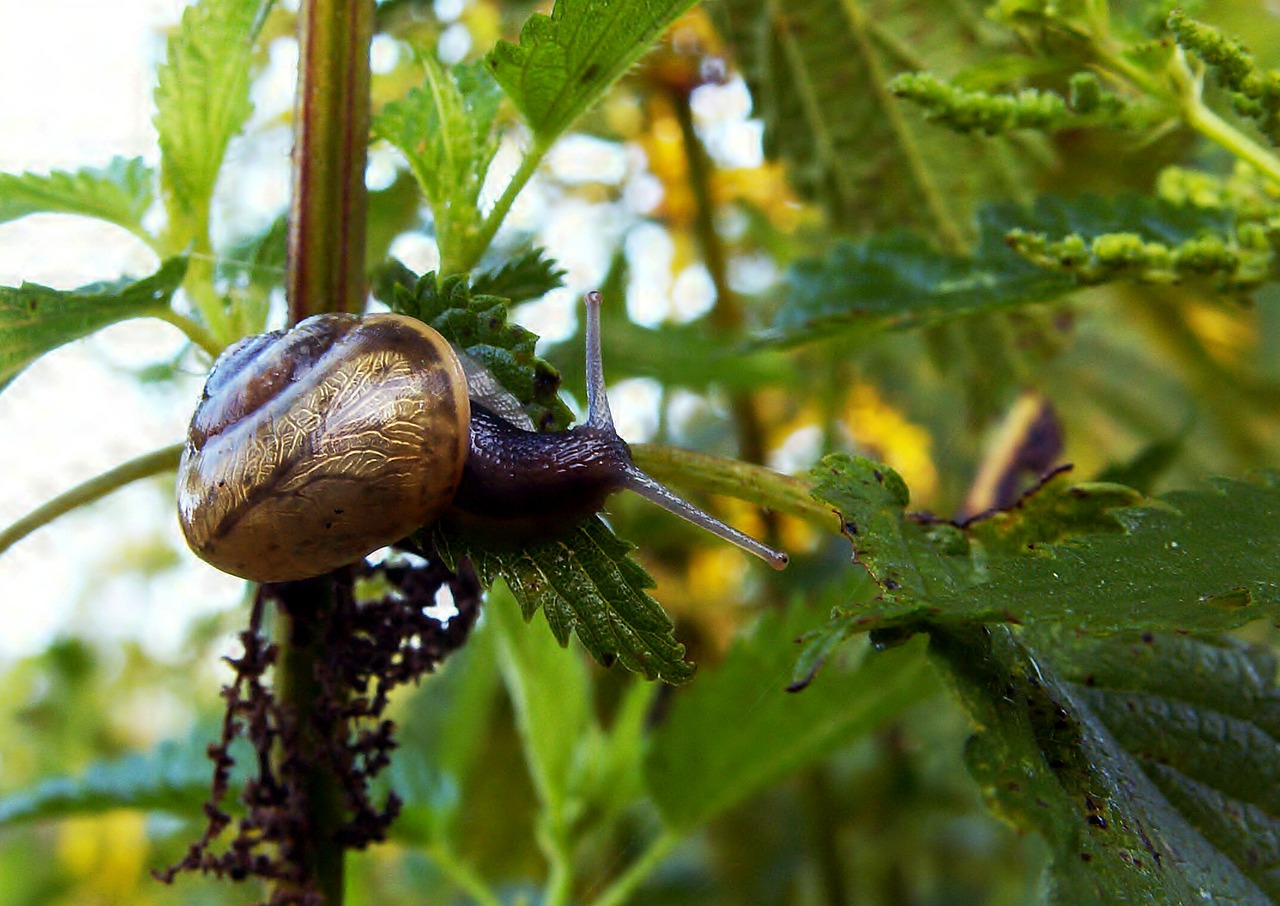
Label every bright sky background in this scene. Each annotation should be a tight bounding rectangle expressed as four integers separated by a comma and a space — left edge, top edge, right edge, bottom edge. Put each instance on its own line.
0, 0, 770, 662
0, 1, 243, 660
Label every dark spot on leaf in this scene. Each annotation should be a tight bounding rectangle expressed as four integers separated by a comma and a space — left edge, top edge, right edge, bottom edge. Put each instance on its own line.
873, 469, 884, 482
1084, 674, 1096, 686
1080, 852, 1092, 862
1141, 632, 1154, 643
580, 63, 601, 83
842, 520, 859, 535
884, 578, 900, 590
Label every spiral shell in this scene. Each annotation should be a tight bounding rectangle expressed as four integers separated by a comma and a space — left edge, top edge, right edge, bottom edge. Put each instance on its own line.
177, 313, 470, 583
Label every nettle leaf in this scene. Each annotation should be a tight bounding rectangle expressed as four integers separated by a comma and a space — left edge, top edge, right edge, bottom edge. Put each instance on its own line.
645, 605, 935, 830
711, 0, 1046, 239
434, 517, 694, 683
1056, 631, 1280, 901
374, 59, 503, 266
470, 246, 566, 304
0, 734, 230, 827
375, 265, 572, 430
760, 224, 1072, 348
154, 0, 271, 242
944, 472, 1280, 634
762, 193, 1256, 347
934, 626, 1272, 904
804, 457, 1280, 664
0, 258, 188, 393
486, 0, 698, 142
0, 157, 155, 238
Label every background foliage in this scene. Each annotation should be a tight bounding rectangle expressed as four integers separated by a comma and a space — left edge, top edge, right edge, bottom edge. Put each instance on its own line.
3, 0, 1280, 903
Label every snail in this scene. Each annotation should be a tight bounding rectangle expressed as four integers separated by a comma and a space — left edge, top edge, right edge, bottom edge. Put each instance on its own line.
177, 291, 789, 583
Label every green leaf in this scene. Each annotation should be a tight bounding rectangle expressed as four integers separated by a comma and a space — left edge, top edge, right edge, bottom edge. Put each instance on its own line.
806, 456, 1280, 654
761, 193, 1256, 348
0, 257, 188, 393
710, 0, 1047, 242
154, 0, 271, 244
487, 581, 594, 818
0, 157, 155, 238
760, 215, 1073, 348
434, 518, 694, 683
470, 246, 566, 304
374, 59, 503, 268
934, 626, 1273, 904
943, 472, 1280, 634
486, 0, 698, 142
375, 266, 573, 430
0, 735, 220, 827
387, 624, 502, 844
645, 606, 935, 830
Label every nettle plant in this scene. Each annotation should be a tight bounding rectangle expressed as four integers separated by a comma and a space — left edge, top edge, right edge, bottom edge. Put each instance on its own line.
3, 0, 1280, 903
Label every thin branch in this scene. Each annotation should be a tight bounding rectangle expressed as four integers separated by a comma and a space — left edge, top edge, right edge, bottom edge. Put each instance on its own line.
0, 443, 183, 557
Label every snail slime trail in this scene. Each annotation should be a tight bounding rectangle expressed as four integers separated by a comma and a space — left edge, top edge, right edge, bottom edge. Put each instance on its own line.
177, 292, 788, 583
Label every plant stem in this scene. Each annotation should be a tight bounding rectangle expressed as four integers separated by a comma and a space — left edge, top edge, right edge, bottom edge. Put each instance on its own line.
425, 843, 503, 906
288, 0, 374, 319
461, 141, 546, 273
631, 444, 835, 526
151, 308, 225, 358
1166, 49, 1280, 185
0, 443, 183, 557
272, 577, 349, 905
270, 1, 375, 902
588, 830, 681, 906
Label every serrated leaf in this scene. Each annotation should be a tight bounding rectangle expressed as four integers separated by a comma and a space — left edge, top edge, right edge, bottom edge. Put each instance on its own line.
934, 626, 1272, 904
375, 266, 573, 430
808, 455, 1280, 640
761, 192, 1259, 348
0, 257, 188, 393
434, 517, 694, 683
154, 0, 271, 243
486, 0, 698, 142
645, 606, 935, 830
0, 157, 155, 238
941, 472, 1280, 634
711, 0, 1046, 239
471, 246, 566, 304
0, 735, 226, 827
374, 59, 503, 268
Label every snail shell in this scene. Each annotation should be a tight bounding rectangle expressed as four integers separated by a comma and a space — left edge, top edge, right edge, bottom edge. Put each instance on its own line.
177, 313, 470, 583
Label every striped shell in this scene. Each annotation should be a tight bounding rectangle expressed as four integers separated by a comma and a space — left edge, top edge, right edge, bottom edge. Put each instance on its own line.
177, 313, 470, 583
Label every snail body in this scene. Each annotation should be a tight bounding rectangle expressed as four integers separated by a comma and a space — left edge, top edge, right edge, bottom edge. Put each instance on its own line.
177, 293, 787, 583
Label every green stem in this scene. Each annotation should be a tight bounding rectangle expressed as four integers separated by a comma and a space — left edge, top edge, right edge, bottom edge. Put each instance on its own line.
588, 830, 681, 906
425, 843, 503, 906
272, 577, 349, 906
632, 444, 834, 527
0, 444, 183, 557
151, 308, 224, 358
541, 818, 575, 906
287, 0, 374, 319
1166, 50, 1280, 185
459, 140, 547, 273
269, 1, 375, 903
